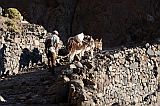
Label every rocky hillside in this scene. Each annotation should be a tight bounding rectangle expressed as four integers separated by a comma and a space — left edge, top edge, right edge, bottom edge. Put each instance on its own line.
65, 43, 160, 106
0, 20, 160, 105
0, 1, 160, 106
0, 68, 70, 105
0, 41, 160, 106
1, 0, 160, 47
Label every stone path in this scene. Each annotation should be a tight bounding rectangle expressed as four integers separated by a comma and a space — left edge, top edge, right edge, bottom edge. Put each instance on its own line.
0, 67, 69, 106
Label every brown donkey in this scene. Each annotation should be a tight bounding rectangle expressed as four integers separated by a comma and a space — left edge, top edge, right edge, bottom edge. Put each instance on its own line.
67, 35, 95, 63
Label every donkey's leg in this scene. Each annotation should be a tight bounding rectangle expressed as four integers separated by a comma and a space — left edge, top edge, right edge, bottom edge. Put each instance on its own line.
79, 52, 82, 60
81, 50, 85, 57
81, 51, 84, 57
91, 49, 94, 58
69, 53, 75, 63
69, 54, 73, 63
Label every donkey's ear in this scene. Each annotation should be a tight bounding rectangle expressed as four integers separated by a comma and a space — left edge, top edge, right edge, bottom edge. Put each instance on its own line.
100, 38, 102, 42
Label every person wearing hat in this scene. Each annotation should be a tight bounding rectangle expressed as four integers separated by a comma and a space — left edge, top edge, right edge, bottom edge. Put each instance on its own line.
51, 30, 60, 54
44, 30, 62, 74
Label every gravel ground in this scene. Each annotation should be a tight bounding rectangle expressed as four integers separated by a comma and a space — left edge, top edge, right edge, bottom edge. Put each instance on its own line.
0, 67, 69, 106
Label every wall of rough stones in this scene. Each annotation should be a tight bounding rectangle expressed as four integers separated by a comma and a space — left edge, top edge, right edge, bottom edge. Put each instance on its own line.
0, 24, 47, 76
0, 22, 160, 105
62, 43, 160, 106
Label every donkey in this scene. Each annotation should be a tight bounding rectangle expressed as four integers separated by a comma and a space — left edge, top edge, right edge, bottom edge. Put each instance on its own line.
82, 35, 95, 58
94, 38, 102, 51
67, 34, 95, 63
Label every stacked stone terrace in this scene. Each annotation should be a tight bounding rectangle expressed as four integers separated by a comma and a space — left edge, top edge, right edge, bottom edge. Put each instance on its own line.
0, 24, 47, 76
63, 43, 160, 106
0, 22, 160, 106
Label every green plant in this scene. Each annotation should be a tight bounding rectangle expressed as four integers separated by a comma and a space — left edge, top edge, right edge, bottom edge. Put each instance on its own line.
6, 8, 22, 20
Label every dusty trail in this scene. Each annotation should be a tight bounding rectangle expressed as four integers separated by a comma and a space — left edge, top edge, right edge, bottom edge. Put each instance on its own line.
0, 67, 69, 106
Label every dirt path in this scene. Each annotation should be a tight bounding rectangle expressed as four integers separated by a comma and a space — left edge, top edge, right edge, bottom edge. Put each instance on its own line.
0, 67, 69, 106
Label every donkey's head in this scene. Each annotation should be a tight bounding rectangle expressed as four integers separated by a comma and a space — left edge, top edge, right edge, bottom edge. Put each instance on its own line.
94, 38, 102, 51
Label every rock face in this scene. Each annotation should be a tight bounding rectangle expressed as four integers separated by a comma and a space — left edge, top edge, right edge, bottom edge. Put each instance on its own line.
0, 1, 160, 105
1, 0, 160, 47
62, 43, 160, 106
0, 21, 160, 105
0, 69, 70, 105
0, 24, 47, 76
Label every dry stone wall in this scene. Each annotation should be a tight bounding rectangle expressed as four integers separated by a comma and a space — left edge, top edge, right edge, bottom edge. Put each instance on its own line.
0, 22, 160, 105
0, 24, 47, 76
62, 43, 160, 106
